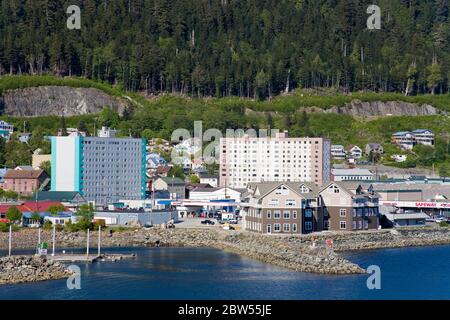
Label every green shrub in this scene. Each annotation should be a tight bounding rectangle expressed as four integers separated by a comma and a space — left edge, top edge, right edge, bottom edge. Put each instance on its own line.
64, 218, 93, 232
0, 222, 9, 232
43, 220, 53, 230
439, 221, 449, 228
0, 222, 19, 232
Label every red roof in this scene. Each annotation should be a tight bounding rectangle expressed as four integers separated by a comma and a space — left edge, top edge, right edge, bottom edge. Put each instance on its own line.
20, 201, 67, 212
0, 205, 11, 214
0, 201, 67, 213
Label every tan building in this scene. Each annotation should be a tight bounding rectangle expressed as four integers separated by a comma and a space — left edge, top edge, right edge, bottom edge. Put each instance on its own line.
319, 182, 379, 231
220, 131, 331, 188
242, 182, 324, 234
32, 154, 51, 169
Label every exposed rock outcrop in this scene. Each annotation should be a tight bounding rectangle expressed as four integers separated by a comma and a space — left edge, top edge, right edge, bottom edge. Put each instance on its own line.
0, 255, 72, 285
1, 86, 128, 116
326, 100, 442, 117
246, 100, 444, 118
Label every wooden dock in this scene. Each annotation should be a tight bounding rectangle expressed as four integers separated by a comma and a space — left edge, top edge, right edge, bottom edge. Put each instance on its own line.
46, 253, 137, 263
47, 254, 100, 263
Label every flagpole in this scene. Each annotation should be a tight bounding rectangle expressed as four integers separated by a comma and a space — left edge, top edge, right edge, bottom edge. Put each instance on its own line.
97, 225, 101, 256
52, 224, 56, 256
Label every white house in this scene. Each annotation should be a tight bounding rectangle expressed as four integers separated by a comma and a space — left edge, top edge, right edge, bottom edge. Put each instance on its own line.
199, 174, 219, 187
347, 145, 363, 159
44, 213, 78, 225
331, 145, 347, 159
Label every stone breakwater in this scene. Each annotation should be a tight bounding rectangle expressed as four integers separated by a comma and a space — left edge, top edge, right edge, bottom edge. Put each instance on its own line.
1, 227, 450, 275
0, 255, 72, 285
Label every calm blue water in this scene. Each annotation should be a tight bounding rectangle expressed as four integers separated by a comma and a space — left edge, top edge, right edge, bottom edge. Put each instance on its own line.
1, 245, 449, 300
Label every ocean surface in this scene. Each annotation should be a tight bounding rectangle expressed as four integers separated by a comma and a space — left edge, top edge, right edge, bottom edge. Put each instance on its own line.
1, 245, 449, 300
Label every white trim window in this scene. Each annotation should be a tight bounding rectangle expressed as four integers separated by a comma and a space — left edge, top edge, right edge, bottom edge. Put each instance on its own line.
283, 210, 290, 219
274, 210, 281, 219
283, 223, 290, 232
267, 224, 272, 234
329, 185, 340, 194
275, 185, 289, 195
267, 210, 271, 219
300, 185, 310, 193
293, 211, 298, 219
292, 223, 298, 232
340, 221, 347, 230
274, 223, 281, 232
286, 199, 296, 207
268, 199, 279, 206
340, 209, 347, 217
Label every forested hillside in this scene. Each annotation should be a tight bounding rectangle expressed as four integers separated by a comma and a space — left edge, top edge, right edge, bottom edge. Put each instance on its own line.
0, 0, 449, 98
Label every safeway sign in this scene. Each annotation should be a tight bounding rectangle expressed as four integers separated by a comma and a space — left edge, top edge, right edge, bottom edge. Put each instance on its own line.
381, 201, 450, 209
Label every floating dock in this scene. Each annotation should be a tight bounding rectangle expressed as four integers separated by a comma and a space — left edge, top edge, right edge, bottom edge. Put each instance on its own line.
47, 253, 137, 263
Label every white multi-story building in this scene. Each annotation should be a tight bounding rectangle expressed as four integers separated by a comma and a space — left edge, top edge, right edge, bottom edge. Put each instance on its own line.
392, 129, 434, 150
219, 131, 331, 188
331, 145, 346, 160
411, 129, 434, 147
51, 127, 146, 204
0, 120, 14, 140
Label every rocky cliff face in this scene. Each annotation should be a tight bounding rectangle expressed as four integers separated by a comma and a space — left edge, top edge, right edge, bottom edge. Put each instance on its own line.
325, 100, 443, 117
0, 86, 128, 116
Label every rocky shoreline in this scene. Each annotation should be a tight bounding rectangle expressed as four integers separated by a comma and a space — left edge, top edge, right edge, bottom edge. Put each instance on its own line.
0, 255, 72, 285
1, 227, 450, 277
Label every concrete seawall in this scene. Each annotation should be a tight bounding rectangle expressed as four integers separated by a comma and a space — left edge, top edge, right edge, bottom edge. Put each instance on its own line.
1, 227, 450, 275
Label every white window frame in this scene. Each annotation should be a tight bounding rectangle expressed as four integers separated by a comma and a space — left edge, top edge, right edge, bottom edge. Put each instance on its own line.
340, 209, 347, 217
268, 199, 279, 206
340, 221, 347, 230
274, 223, 281, 232
283, 223, 290, 232
286, 199, 296, 207
274, 210, 281, 219
283, 210, 290, 219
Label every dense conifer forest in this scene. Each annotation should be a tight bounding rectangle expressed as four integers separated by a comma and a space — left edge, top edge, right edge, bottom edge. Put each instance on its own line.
0, 0, 449, 97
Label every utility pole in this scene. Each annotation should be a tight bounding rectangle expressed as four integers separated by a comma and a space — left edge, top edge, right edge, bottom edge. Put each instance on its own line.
8, 224, 12, 256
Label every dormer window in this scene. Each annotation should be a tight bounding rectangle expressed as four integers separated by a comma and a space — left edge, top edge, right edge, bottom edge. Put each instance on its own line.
329, 185, 340, 194
275, 185, 288, 195
300, 185, 310, 193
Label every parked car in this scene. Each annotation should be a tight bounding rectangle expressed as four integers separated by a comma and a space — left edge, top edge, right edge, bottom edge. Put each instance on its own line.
228, 219, 238, 224
201, 219, 215, 225
435, 217, 448, 223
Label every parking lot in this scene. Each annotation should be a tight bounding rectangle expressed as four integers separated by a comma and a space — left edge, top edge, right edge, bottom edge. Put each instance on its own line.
175, 217, 241, 229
